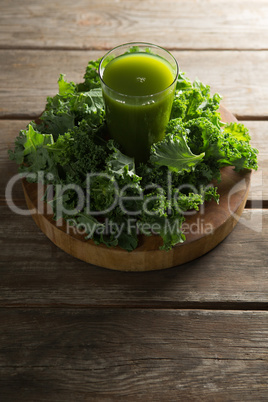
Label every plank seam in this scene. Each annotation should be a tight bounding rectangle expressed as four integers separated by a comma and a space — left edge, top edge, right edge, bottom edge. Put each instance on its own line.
2, 46, 268, 52
245, 200, 268, 209
0, 304, 267, 311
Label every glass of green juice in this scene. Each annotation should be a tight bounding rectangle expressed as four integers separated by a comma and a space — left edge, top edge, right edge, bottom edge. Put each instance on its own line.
99, 42, 179, 164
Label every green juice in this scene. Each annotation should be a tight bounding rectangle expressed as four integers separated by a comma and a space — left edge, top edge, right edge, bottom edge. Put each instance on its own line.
101, 51, 177, 164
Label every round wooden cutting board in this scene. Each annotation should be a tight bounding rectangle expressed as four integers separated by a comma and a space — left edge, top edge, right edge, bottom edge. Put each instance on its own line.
22, 105, 251, 271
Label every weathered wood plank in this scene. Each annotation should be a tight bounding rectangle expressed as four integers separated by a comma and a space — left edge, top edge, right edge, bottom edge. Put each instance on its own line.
1, 0, 268, 50
1, 50, 268, 118
0, 50, 100, 119
0, 308, 267, 401
2, 120, 267, 203
1, 205, 267, 306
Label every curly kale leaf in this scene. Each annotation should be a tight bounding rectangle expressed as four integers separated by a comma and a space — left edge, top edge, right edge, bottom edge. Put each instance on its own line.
9, 125, 56, 177
167, 117, 258, 175
76, 59, 102, 92
150, 132, 205, 173
171, 72, 222, 122
218, 123, 258, 171
34, 75, 104, 140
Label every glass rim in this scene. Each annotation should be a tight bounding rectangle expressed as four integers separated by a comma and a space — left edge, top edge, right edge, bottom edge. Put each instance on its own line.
98, 42, 179, 99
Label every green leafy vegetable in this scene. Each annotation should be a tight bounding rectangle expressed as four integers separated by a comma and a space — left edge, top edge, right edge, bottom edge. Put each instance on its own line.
8, 58, 259, 252
150, 133, 205, 173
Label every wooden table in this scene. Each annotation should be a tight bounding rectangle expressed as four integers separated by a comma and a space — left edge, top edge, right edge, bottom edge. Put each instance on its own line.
1, 1, 268, 400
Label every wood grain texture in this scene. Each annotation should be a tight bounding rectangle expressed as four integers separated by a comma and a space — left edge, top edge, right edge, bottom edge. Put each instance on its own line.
0, 308, 267, 401
1, 205, 267, 306
1, 0, 268, 50
1, 50, 268, 118
2, 119, 267, 204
